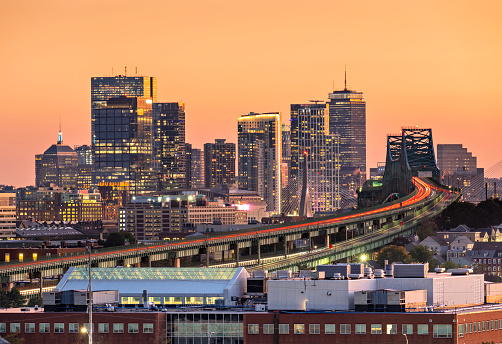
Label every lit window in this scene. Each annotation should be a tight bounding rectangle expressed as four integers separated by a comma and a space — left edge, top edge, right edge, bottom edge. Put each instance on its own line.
294, 324, 304, 334
386, 324, 397, 334
54, 323, 64, 333
248, 324, 259, 334
371, 324, 382, 334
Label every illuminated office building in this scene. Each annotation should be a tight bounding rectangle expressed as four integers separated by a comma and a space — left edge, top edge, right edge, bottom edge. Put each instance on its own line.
0, 193, 16, 239
290, 102, 340, 213
190, 148, 205, 188
153, 102, 187, 190
281, 124, 291, 189
238, 112, 281, 213
35, 131, 78, 189
327, 80, 366, 208
204, 139, 236, 188
92, 96, 155, 194
75, 145, 94, 189
91, 75, 157, 145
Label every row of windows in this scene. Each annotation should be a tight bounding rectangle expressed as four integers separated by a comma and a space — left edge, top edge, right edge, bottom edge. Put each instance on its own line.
0, 322, 153, 334
248, 323, 431, 336
458, 319, 502, 337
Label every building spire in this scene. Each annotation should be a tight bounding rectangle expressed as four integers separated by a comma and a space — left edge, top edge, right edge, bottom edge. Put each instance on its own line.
58, 116, 63, 144
344, 64, 347, 91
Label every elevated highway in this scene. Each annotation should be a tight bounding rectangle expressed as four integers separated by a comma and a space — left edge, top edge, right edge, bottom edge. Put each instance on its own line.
0, 177, 458, 287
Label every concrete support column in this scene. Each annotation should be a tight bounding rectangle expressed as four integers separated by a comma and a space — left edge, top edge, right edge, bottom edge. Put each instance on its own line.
147, 256, 152, 267
257, 240, 261, 264
206, 250, 210, 267
221, 251, 225, 263
235, 246, 240, 267
248, 246, 252, 256
174, 258, 180, 268
39, 273, 43, 295
135, 262, 141, 267
6, 283, 14, 292
325, 234, 330, 248
284, 240, 289, 256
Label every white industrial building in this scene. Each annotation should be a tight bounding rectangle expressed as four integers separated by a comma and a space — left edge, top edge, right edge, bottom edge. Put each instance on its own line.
267, 265, 484, 311
55, 267, 248, 306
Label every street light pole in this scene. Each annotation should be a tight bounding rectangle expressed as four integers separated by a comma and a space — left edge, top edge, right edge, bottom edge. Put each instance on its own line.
87, 247, 93, 344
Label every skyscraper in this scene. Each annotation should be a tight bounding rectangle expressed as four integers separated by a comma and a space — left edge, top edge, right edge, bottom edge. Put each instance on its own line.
152, 102, 187, 190
204, 139, 236, 188
238, 112, 281, 213
92, 96, 155, 194
35, 131, 78, 188
327, 77, 366, 208
289, 102, 340, 214
91, 75, 157, 194
190, 148, 205, 189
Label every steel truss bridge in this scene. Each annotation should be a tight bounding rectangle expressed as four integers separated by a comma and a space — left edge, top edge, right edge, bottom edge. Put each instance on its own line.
0, 177, 459, 288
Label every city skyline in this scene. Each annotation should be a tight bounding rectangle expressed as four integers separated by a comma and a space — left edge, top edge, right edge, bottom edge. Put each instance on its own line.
1, 0, 501, 186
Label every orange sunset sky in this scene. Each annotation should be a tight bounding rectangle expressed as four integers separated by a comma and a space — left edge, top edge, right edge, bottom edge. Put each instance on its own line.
1, 0, 501, 187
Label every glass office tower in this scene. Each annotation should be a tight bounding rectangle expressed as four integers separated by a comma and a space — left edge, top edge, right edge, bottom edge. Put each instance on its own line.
290, 103, 340, 214
237, 112, 281, 213
153, 102, 187, 190
327, 86, 366, 209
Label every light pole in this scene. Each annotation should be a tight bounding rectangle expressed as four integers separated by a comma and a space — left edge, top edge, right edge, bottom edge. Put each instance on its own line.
403, 333, 408, 344
87, 246, 93, 344
208, 331, 215, 344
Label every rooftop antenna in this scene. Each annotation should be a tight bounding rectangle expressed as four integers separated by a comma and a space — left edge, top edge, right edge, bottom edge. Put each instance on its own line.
332, 80, 335, 92
124, 64, 127, 76
344, 64, 347, 90
111, 67, 114, 77
58, 116, 63, 144
135, 67, 138, 76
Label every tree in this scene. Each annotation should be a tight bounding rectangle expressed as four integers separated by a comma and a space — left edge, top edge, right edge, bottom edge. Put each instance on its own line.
409, 245, 434, 263
417, 221, 437, 241
103, 232, 137, 248
376, 245, 411, 266
428, 258, 440, 271
0, 288, 26, 308
442, 261, 460, 271
27, 296, 43, 307
436, 201, 476, 230
3, 332, 24, 344
390, 236, 411, 247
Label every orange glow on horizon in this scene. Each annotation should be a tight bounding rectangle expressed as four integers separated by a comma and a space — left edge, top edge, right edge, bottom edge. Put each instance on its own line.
0, 0, 501, 186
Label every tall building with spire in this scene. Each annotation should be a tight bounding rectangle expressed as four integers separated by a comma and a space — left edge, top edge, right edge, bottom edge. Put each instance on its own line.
35, 131, 78, 188
327, 69, 366, 208
238, 112, 281, 213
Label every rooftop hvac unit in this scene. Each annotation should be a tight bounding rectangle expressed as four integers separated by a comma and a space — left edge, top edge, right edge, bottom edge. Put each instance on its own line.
318, 264, 350, 279
276, 270, 292, 279
374, 269, 385, 278
447, 268, 470, 275
299, 270, 312, 278
393, 263, 428, 278
255, 304, 266, 312
253, 270, 268, 278
311, 271, 325, 280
